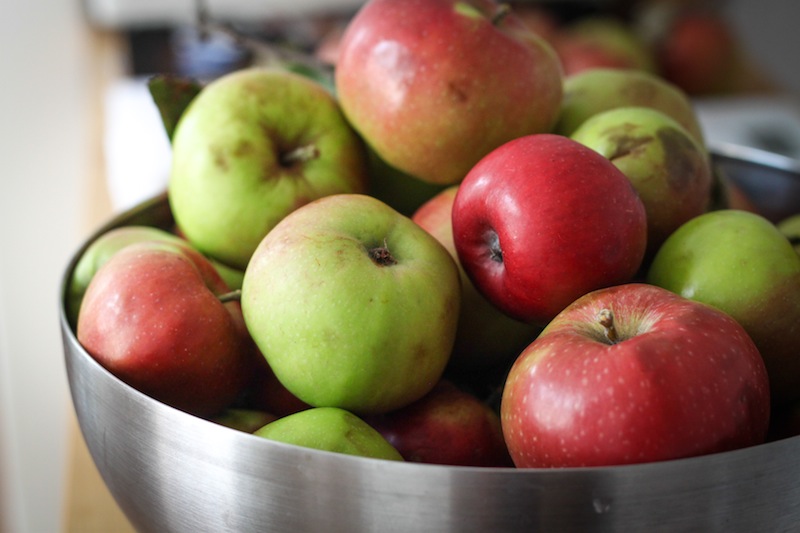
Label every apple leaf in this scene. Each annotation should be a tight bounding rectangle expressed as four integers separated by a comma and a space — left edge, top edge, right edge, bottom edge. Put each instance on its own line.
147, 75, 203, 142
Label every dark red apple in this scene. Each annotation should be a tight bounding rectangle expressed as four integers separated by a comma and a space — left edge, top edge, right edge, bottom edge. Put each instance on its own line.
365, 380, 512, 467
77, 240, 255, 417
501, 283, 771, 468
451, 133, 647, 325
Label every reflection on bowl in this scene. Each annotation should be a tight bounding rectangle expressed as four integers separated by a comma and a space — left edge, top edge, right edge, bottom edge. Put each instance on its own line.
62, 148, 800, 533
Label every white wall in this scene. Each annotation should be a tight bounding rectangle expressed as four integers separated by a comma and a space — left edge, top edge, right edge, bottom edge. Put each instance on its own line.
0, 1, 95, 532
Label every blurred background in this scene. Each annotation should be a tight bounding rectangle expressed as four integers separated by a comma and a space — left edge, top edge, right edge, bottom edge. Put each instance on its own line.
0, 0, 798, 531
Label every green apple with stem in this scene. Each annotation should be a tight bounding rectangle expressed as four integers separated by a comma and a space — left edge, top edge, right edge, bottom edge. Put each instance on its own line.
241, 193, 461, 415
571, 106, 713, 257
554, 67, 706, 148
647, 209, 800, 407
254, 407, 403, 461
169, 67, 369, 271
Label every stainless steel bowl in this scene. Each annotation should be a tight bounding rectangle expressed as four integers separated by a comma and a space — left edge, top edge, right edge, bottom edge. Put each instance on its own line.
62, 149, 800, 533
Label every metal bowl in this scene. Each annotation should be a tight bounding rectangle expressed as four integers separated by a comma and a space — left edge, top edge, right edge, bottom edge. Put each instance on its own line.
62, 148, 800, 533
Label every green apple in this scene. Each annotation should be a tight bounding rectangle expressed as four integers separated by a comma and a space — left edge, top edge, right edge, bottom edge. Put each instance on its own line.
777, 214, 800, 254
554, 67, 706, 147
168, 67, 369, 271
241, 193, 461, 415
647, 209, 800, 406
254, 407, 403, 461
571, 106, 713, 256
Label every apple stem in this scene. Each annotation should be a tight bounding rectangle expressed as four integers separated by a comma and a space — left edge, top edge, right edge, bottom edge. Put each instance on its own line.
369, 239, 397, 267
218, 289, 242, 303
280, 144, 320, 167
492, 3, 511, 26
597, 309, 619, 344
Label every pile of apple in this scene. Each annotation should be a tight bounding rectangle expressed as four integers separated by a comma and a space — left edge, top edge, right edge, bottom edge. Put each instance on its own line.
71, 0, 800, 469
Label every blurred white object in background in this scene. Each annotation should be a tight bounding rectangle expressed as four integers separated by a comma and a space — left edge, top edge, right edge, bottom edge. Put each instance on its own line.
104, 77, 172, 211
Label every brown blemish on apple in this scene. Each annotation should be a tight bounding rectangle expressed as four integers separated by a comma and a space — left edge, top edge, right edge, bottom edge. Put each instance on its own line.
603, 124, 652, 162
212, 145, 229, 171
657, 126, 703, 191
447, 80, 470, 104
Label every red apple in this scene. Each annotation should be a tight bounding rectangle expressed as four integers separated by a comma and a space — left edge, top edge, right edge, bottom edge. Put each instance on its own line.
365, 380, 512, 467
501, 283, 771, 468
451, 133, 647, 325
334, 0, 563, 185
76, 240, 255, 417
412, 185, 539, 371
657, 10, 738, 95
245, 352, 311, 418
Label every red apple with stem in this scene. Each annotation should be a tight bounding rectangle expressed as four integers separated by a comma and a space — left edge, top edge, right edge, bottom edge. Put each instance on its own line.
365, 380, 512, 467
451, 133, 647, 325
335, 0, 563, 185
501, 283, 771, 468
77, 240, 256, 417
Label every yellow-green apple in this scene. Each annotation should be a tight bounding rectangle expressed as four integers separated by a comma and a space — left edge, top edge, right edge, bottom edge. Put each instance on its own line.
254, 407, 403, 461
451, 133, 647, 325
241, 193, 461, 415
554, 67, 705, 147
552, 16, 658, 77
334, 0, 563, 185
364, 380, 512, 467
66, 225, 186, 327
412, 185, 539, 370
647, 209, 800, 407
77, 241, 256, 417
168, 67, 369, 271
571, 106, 712, 256
501, 283, 770, 468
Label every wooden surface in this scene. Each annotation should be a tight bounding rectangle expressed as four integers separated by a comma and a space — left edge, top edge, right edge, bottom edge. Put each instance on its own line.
62, 28, 136, 533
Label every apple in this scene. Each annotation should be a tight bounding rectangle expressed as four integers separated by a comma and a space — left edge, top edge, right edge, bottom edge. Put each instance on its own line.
451, 133, 647, 325
552, 16, 658, 77
210, 408, 278, 433
254, 407, 403, 461
168, 67, 370, 271
647, 209, 800, 407
244, 352, 311, 418
241, 193, 461, 415
66, 225, 186, 327
501, 283, 771, 468
334, 0, 563, 185
553, 67, 705, 147
657, 10, 738, 95
570, 106, 713, 256
366, 147, 449, 217
77, 240, 256, 417
364, 380, 512, 467
412, 185, 539, 370
777, 214, 800, 254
